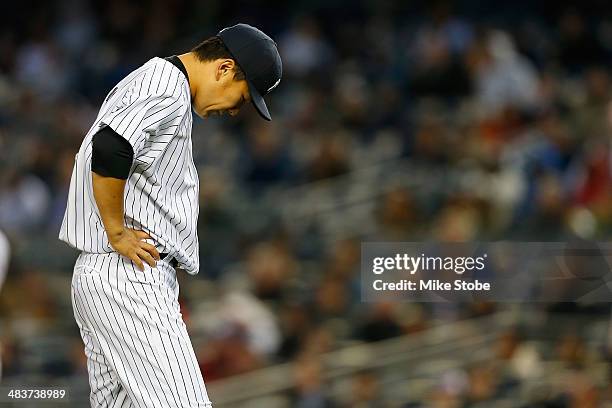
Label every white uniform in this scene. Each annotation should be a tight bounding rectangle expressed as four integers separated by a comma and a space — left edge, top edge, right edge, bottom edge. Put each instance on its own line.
0, 229, 10, 380
60, 57, 212, 407
0, 229, 9, 292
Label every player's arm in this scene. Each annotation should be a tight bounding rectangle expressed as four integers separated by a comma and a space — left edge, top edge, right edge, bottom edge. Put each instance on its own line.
91, 127, 160, 270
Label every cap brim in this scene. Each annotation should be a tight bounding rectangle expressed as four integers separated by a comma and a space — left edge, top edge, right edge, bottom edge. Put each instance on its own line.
247, 80, 271, 121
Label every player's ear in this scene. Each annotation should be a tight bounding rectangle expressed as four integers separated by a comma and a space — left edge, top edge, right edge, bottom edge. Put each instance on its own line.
216, 59, 235, 80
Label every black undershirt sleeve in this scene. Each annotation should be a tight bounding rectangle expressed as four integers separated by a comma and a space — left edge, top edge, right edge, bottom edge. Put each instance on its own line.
91, 126, 135, 180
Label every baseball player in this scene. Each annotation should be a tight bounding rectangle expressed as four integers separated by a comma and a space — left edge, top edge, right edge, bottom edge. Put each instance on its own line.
0, 228, 9, 294
59, 24, 282, 407
0, 228, 9, 380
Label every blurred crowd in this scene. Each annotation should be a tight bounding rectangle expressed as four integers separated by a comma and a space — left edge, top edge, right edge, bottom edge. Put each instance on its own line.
287, 322, 612, 407
0, 0, 611, 406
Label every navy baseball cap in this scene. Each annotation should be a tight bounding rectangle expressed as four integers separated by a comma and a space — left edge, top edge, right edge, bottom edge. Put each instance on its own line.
217, 24, 282, 121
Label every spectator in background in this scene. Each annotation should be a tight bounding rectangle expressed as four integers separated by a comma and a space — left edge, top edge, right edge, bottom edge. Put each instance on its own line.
240, 120, 295, 189
410, 110, 451, 164
313, 277, 351, 324
245, 241, 298, 302
511, 171, 568, 239
355, 302, 403, 342
467, 30, 540, 116
557, 9, 608, 75
0, 334, 21, 380
14, 33, 69, 100
555, 369, 601, 408
410, 1, 473, 100
376, 187, 421, 240
431, 199, 482, 241
278, 302, 313, 361
556, 333, 588, 368
323, 239, 360, 282
216, 291, 281, 358
299, 325, 335, 357
0, 169, 50, 236
290, 356, 335, 408
306, 132, 351, 182
348, 370, 381, 407
279, 17, 334, 79
198, 322, 263, 381
462, 363, 502, 405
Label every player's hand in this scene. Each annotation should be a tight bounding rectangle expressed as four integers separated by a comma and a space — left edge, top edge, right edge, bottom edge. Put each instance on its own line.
108, 228, 160, 271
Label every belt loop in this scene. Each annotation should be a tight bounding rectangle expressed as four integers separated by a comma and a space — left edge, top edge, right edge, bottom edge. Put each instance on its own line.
160, 253, 179, 268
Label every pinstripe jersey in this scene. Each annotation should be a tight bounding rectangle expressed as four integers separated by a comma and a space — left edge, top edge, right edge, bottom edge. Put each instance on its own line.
59, 57, 200, 274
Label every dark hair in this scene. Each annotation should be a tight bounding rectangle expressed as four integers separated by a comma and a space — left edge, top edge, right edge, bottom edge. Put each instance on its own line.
191, 36, 245, 80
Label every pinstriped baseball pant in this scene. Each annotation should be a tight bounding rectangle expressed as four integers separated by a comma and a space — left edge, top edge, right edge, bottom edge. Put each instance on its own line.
71, 252, 212, 408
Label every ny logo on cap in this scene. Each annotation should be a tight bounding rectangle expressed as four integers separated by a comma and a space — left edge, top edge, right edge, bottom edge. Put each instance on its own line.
267, 78, 281, 94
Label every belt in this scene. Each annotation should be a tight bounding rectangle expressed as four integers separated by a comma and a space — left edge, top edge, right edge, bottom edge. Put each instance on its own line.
159, 253, 179, 268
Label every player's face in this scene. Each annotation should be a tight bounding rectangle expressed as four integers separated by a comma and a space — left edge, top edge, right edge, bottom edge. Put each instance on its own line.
203, 79, 250, 118
195, 60, 251, 119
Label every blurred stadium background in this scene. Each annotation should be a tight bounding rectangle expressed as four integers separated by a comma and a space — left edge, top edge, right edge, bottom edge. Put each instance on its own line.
1, 0, 612, 406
